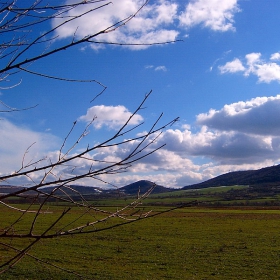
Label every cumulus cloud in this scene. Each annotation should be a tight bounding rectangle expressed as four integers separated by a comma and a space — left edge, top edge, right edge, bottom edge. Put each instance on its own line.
218, 58, 245, 73
175, 170, 211, 186
145, 65, 167, 71
195, 132, 276, 163
5, 93, 280, 188
52, 0, 241, 50
0, 119, 59, 176
179, 0, 240, 31
196, 95, 280, 136
219, 52, 280, 83
270, 52, 280, 61
3, 93, 280, 187
153, 127, 277, 165
57, 95, 280, 187
4, 91, 280, 188
155, 65, 167, 71
83, 134, 280, 187
141, 94, 280, 179
254, 63, 280, 83
52, 0, 179, 50
79, 105, 143, 129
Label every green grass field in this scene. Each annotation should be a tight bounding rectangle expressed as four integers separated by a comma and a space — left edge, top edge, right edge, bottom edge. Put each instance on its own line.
1, 203, 280, 279
85, 184, 279, 207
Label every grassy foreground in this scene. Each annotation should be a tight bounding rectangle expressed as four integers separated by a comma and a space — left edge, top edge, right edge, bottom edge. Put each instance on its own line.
1, 206, 280, 279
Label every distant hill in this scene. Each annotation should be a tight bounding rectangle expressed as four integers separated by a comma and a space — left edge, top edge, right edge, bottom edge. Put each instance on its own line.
183, 164, 280, 190
0, 185, 103, 197
0, 180, 171, 198
42, 181, 171, 196
0, 185, 24, 194
116, 180, 172, 195
3, 164, 280, 198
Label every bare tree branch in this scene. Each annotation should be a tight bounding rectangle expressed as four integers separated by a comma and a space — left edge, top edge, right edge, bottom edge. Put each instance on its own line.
0, 0, 180, 277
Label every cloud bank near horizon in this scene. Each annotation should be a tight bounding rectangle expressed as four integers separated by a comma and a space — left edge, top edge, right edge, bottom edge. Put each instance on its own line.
2, 94, 280, 188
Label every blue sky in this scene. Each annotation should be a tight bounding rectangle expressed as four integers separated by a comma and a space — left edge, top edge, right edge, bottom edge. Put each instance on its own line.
2, 0, 280, 188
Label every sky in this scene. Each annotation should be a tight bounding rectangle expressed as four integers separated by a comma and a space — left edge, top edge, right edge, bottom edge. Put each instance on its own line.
1, 0, 280, 188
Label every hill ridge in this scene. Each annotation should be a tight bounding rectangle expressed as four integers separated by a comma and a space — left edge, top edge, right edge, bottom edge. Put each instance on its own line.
183, 164, 280, 189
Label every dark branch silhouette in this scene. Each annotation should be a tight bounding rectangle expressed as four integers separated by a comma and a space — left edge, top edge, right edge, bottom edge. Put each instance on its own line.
0, 0, 181, 276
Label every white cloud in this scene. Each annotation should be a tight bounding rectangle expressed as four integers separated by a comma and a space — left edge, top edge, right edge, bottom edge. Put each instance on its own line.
52, 0, 241, 51
244, 52, 261, 77
245, 52, 261, 65
196, 95, 280, 136
179, 0, 240, 31
145, 65, 167, 71
162, 129, 277, 165
254, 63, 280, 83
79, 105, 143, 129
4, 92, 280, 188
53, 0, 179, 50
219, 52, 280, 83
141, 95, 280, 178
64, 128, 280, 187
0, 119, 59, 176
175, 171, 211, 186
155, 65, 167, 71
53, 94, 280, 187
134, 148, 196, 173
270, 52, 280, 61
218, 58, 245, 73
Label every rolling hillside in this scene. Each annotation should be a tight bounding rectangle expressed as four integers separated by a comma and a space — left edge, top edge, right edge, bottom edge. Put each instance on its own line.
183, 164, 280, 190
117, 180, 172, 195
2, 164, 280, 198
0, 180, 171, 197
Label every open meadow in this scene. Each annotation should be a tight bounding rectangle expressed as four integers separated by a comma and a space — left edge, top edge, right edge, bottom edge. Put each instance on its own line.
2, 1, 280, 279
1, 202, 280, 279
